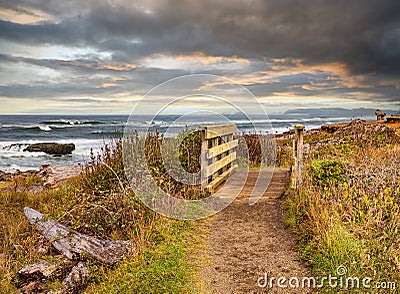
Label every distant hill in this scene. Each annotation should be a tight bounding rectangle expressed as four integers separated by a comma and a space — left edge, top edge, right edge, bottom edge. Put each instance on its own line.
283, 108, 398, 118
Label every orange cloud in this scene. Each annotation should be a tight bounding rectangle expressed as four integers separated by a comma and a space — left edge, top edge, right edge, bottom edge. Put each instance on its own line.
202, 58, 374, 91
175, 52, 251, 64
53, 60, 137, 71
0, 7, 55, 24
97, 77, 126, 88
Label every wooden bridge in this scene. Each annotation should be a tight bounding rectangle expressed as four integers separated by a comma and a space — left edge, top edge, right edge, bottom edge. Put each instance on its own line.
199, 123, 305, 194
199, 124, 238, 193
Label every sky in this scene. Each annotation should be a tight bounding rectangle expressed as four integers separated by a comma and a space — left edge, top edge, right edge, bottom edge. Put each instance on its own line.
0, 0, 400, 115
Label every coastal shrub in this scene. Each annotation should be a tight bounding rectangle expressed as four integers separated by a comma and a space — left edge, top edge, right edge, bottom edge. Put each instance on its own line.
0, 130, 206, 292
311, 159, 346, 187
178, 130, 201, 174
243, 134, 262, 166
276, 144, 293, 167
286, 124, 400, 291
238, 134, 278, 167
142, 130, 207, 199
84, 129, 205, 200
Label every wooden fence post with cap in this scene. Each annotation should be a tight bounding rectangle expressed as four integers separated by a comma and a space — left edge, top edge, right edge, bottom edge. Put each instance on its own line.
292, 124, 305, 190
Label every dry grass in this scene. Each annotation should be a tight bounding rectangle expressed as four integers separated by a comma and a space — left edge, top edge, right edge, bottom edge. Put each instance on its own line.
0, 131, 207, 293
239, 134, 290, 167
286, 123, 400, 291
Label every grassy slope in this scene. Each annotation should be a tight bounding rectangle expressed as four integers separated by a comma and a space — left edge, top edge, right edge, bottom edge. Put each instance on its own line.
5, 124, 398, 292
0, 137, 207, 293
285, 122, 400, 292
86, 220, 206, 293
0, 179, 206, 294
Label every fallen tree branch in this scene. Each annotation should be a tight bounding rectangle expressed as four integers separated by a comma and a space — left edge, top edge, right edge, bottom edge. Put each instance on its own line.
12, 257, 75, 293
24, 207, 132, 264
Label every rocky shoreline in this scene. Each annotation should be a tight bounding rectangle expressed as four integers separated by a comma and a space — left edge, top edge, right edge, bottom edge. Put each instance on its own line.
0, 164, 85, 192
0, 142, 82, 191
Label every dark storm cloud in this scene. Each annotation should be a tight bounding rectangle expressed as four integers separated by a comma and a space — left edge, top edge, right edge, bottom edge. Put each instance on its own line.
1, 0, 400, 112
1, 52, 398, 104
0, 53, 137, 73
1, 0, 400, 77
0, 83, 118, 98
0, 56, 190, 99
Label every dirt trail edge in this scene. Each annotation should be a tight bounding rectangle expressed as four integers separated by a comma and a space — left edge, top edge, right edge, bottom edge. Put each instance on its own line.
200, 168, 311, 294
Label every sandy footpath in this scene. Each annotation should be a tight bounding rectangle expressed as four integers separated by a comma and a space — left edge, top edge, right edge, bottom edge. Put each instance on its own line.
201, 169, 311, 293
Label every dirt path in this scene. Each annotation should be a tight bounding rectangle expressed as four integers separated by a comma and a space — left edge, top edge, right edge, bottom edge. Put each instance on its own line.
201, 168, 311, 293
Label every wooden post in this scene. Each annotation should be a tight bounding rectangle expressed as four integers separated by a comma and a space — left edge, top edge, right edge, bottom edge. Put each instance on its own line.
292, 124, 305, 189
200, 128, 207, 191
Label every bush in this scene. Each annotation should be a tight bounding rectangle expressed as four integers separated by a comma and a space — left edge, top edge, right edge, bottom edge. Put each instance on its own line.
312, 159, 346, 187
286, 124, 400, 290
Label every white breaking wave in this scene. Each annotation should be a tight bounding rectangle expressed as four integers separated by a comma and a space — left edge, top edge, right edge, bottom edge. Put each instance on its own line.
39, 125, 52, 132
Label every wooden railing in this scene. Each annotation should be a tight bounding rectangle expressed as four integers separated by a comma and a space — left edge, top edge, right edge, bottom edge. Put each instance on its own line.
200, 124, 238, 193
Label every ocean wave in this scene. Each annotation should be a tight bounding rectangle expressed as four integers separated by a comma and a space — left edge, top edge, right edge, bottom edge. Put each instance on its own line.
40, 119, 106, 125
91, 130, 124, 136
1, 124, 38, 129
2, 143, 30, 151
0, 123, 90, 131
39, 125, 52, 132
2, 125, 52, 132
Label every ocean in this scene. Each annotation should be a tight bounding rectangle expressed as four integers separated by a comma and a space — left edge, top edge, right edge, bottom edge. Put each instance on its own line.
0, 111, 377, 172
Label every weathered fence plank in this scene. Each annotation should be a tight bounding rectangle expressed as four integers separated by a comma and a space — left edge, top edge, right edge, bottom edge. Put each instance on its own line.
203, 152, 236, 178
207, 139, 238, 159
200, 124, 238, 192
204, 124, 236, 139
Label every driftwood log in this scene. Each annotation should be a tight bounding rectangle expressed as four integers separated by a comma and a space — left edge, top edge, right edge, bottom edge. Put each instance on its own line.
24, 207, 131, 264
62, 262, 89, 293
11, 257, 75, 293
12, 258, 89, 294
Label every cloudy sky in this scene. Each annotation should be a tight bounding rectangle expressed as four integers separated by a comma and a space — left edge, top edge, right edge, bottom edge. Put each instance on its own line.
0, 0, 400, 114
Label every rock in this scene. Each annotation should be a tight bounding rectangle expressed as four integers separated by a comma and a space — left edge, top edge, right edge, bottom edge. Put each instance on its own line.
24, 143, 75, 155
2, 143, 29, 151
62, 262, 89, 293
321, 122, 347, 133
24, 207, 132, 264
375, 109, 386, 121
387, 115, 400, 123
0, 170, 12, 182
304, 143, 310, 155
38, 164, 84, 187
282, 129, 295, 136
